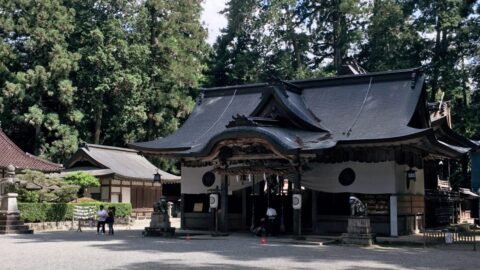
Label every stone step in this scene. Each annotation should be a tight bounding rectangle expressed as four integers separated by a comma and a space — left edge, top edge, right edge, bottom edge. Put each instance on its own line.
0, 229, 33, 234
0, 216, 21, 221
0, 219, 25, 226
0, 224, 30, 231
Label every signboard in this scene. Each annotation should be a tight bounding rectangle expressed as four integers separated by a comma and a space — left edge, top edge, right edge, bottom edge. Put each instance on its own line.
73, 206, 96, 220
445, 232, 453, 244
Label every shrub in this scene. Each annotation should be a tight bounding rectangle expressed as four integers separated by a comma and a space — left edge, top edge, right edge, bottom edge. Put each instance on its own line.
17, 170, 79, 203
18, 202, 132, 223
17, 189, 40, 203
64, 172, 100, 197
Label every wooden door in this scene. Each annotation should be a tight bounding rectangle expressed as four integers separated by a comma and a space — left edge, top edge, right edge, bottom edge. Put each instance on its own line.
131, 186, 143, 209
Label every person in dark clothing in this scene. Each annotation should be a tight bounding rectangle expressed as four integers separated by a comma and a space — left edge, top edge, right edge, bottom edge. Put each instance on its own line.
106, 207, 115, 235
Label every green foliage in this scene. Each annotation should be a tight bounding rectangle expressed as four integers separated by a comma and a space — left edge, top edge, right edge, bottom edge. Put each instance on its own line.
0, 0, 480, 183
18, 202, 132, 223
0, 0, 80, 161
17, 170, 79, 203
64, 172, 100, 189
0, 0, 207, 174
18, 203, 72, 223
17, 189, 40, 203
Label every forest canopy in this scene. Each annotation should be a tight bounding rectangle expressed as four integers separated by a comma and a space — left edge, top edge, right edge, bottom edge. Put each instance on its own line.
1, 0, 479, 172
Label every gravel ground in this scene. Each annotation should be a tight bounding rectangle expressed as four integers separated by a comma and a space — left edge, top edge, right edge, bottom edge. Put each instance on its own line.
0, 230, 479, 270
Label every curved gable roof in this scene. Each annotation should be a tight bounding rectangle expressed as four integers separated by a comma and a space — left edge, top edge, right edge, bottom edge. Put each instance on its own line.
132, 68, 470, 158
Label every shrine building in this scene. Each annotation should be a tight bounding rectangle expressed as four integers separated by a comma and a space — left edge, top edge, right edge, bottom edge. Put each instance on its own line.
131, 68, 477, 236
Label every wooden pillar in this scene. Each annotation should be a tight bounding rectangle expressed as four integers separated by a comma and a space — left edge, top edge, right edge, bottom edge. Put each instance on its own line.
312, 190, 317, 233
180, 194, 185, 229
293, 160, 302, 238
242, 187, 247, 230
220, 175, 229, 232
461, 157, 469, 188
250, 176, 256, 231
390, 195, 398, 237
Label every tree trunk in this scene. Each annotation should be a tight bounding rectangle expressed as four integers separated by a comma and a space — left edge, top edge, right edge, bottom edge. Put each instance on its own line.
94, 109, 102, 144
430, 4, 442, 100
334, 2, 347, 75
148, 107, 154, 140
33, 96, 43, 155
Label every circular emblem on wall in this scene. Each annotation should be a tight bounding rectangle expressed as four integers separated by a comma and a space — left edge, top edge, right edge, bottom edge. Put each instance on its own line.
338, 168, 355, 186
293, 196, 299, 205
209, 195, 217, 206
202, 171, 216, 187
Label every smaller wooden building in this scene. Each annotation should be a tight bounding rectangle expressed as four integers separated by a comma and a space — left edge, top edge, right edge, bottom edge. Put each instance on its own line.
65, 144, 180, 211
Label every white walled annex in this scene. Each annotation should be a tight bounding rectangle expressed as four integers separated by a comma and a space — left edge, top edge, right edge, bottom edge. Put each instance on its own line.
182, 161, 425, 195
181, 166, 259, 194
302, 161, 424, 195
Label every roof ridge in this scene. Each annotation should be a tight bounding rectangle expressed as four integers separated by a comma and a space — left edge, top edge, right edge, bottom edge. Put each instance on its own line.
200, 68, 422, 93
25, 152, 63, 167
85, 144, 138, 153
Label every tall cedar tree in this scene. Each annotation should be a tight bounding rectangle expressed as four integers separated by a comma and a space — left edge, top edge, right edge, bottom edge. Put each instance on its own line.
0, 0, 81, 161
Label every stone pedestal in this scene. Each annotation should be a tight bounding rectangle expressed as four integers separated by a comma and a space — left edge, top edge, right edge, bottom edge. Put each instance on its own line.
0, 193, 32, 234
144, 212, 175, 236
1, 193, 19, 214
341, 217, 375, 246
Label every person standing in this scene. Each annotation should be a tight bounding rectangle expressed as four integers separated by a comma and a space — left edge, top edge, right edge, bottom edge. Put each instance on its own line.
97, 205, 107, 235
266, 206, 277, 235
106, 207, 115, 235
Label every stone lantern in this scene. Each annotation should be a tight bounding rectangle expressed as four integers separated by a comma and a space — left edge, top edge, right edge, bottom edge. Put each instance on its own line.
0, 165, 33, 234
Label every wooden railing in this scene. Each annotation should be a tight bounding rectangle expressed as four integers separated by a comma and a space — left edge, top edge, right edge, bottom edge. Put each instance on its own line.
424, 226, 478, 251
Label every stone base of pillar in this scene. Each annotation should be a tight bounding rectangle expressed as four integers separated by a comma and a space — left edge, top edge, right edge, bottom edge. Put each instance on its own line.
0, 193, 19, 214
0, 213, 33, 234
341, 217, 375, 246
0, 192, 31, 234
143, 212, 175, 237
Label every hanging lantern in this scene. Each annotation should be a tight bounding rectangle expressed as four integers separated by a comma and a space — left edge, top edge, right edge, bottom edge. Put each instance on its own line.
153, 170, 162, 184
406, 168, 416, 189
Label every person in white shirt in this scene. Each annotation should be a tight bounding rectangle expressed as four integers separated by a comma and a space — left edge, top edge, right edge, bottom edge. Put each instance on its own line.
97, 205, 107, 234
266, 207, 277, 220
266, 206, 277, 235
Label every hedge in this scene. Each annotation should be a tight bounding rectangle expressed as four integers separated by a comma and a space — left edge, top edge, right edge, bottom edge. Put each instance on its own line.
18, 202, 132, 223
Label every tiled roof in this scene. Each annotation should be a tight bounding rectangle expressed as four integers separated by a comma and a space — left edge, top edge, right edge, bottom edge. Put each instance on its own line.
65, 144, 180, 182
0, 129, 62, 172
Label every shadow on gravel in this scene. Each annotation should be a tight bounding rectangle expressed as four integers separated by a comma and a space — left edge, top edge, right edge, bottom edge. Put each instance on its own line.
107, 261, 265, 270
9, 229, 478, 270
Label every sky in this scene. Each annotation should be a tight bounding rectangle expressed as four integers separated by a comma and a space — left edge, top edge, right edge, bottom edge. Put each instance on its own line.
201, 1, 228, 45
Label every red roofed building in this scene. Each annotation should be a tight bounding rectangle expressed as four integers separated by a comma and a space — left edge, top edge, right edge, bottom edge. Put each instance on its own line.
0, 129, 62, 176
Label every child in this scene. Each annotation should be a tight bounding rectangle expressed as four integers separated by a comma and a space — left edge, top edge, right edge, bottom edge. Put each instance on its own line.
106, 206, 115, 235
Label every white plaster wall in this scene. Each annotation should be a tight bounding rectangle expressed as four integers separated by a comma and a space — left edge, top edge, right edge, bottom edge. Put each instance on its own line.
181, 166, 260, 194
302, 161, 397, 194
394, 163, 425, 195
121, 187, 131, 203
101, 186, 109, 201
181, 166, 222, 194
111, 194, 119, 203
303, 161, 425, 195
